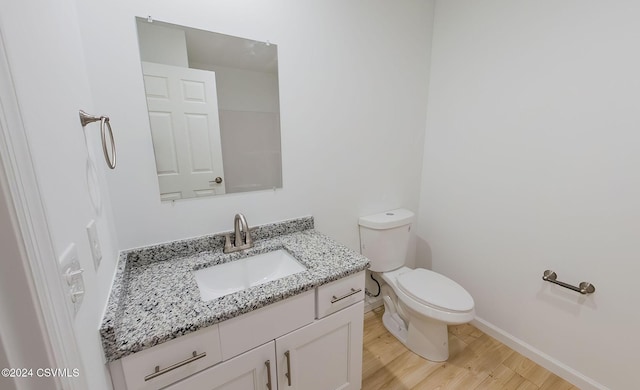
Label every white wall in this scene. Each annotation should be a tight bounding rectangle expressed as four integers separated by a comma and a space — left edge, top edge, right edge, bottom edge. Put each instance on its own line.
0, 1, 120, 389
418, 1, 640, 389
76, 0, 435, 251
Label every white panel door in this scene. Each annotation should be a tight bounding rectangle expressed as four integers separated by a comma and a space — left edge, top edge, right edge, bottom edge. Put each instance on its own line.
275, 301, 364, 390
165, 341, 276, 390
142, 62, 225, 200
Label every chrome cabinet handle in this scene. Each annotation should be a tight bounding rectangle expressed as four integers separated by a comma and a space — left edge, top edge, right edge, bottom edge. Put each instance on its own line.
331, 288, 362, 304
144, 351, 206, 381
284, 350, 292, 386
265, 360, 272, 390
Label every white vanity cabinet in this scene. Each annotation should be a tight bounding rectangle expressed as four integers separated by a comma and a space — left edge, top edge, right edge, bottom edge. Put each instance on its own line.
165, 301, 363, 390
109, 271, 365, 390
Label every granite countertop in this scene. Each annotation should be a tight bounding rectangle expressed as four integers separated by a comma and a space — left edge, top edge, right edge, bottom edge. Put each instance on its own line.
100, 217, 370, 362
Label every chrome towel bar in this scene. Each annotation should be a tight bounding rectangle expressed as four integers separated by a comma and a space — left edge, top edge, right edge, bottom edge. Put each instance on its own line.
79, 110, 116, 169
542, 270, 595, 295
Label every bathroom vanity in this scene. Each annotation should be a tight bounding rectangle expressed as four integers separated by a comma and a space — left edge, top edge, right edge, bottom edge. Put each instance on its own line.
100, 217, 369, 390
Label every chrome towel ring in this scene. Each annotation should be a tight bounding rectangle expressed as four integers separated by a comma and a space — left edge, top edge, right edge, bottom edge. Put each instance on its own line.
79, 110, 116, 169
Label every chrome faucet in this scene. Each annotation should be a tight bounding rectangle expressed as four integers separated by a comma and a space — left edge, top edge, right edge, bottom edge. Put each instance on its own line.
223, 213, 254, 253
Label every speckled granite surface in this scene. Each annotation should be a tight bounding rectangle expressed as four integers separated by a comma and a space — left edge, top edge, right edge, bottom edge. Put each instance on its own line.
100, 217, 369, 362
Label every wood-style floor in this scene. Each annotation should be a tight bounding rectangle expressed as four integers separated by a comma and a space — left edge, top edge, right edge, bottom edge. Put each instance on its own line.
362, 307, 579, 390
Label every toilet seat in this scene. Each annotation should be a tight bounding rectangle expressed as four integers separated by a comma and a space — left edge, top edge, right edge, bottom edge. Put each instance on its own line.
381, 267, 474, 325
397, 269, 474, 313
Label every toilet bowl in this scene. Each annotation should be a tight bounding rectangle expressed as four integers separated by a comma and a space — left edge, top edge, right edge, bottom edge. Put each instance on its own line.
359, 209, 475, 361
379, 267, 474, 361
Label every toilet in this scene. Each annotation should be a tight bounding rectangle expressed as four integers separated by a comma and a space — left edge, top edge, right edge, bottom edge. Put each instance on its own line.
359, 209, 475, 362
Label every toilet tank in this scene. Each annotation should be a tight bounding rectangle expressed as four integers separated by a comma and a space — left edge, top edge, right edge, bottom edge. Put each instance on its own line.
358, 209, 414, 272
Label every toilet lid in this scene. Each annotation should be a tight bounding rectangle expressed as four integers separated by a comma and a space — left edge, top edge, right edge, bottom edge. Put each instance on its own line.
397, 269, 474, 312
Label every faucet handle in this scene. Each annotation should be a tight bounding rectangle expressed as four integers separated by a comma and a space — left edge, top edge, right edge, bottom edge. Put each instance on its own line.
223, 234, 233, 253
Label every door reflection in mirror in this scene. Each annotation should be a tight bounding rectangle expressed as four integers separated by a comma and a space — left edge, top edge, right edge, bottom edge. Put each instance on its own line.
135, 18, 283, 201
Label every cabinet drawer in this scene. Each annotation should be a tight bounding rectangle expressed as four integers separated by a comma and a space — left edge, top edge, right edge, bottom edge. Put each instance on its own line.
316, 271, 365, 319
219, 290, 315, 360
117, 324, 222, 390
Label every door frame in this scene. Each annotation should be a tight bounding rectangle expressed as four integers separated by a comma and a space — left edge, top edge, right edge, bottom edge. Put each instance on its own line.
0, 28, 87, 390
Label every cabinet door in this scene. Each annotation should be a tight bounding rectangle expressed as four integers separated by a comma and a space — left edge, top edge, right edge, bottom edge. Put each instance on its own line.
165, 341, 276, 390
276, 301, 364, 390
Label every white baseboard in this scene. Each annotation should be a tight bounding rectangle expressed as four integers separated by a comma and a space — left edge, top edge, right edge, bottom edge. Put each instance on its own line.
471, 316, 608, 390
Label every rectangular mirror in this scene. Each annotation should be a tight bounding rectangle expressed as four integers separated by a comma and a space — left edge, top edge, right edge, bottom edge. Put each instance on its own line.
135, 18, 282, 201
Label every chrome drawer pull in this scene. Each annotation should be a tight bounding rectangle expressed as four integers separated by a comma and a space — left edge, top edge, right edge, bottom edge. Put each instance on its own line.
144, 351, 207, 381
331, 288, 362, 304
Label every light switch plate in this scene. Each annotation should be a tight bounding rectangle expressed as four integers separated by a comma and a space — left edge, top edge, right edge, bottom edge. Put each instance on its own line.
59, 243, 84, 316
86, 219, 102, 269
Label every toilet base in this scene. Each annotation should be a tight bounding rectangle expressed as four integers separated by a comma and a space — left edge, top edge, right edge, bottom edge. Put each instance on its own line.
380, 285, 450, 362
406, 315, 449, 362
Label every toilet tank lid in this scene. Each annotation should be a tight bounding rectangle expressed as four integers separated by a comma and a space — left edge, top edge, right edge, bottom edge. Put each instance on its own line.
358, 208, 414, 230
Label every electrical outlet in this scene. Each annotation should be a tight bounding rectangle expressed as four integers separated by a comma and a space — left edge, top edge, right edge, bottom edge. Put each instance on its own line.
86, 219, 102, 269
59, 243, 84, 316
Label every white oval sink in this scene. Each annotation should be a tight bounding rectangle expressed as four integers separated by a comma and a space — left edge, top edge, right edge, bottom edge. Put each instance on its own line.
194, 249, 307, 301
